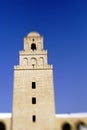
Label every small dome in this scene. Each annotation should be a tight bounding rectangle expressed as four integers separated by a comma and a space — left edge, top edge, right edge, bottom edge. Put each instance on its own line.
27, 32, 40, 37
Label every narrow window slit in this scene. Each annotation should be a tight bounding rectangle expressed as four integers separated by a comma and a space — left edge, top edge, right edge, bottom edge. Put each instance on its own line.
32, 82, 36, 89
32, 115, 36, 122
32, 97, 36, 104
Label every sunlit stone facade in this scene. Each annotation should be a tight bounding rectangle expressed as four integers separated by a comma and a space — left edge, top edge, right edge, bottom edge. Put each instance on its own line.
0, 32, 87, 130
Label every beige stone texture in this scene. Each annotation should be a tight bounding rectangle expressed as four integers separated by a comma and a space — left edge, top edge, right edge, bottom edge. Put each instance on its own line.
0, 32, 87, 130
0, 114, 87, 130
12, 32, 55, 130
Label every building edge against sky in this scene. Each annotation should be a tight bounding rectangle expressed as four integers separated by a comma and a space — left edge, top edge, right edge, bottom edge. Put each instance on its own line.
0, 32, 87, 130
12, 31, 55, 130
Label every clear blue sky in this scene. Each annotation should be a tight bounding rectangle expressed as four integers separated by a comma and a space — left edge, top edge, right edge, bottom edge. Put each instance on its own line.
0, 0, 87, 114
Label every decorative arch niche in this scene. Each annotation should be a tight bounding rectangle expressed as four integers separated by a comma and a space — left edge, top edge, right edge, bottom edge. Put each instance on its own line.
31, 57, 37, 68
23, 58, 28, 66
39, 57, 44, 67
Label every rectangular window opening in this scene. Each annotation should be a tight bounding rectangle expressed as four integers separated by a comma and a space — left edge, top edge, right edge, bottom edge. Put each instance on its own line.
32, 115, 36, 122
32, 82, 36, 89
32, 97, 36, 104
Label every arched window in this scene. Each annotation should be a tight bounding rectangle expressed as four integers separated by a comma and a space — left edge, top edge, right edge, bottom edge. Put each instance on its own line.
62, 123, 71, 130
0, 122, 6, 130
31, 43, 36, 51
76, 121, 87, 130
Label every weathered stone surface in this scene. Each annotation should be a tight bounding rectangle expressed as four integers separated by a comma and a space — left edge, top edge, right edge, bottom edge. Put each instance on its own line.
12, 32, 56, 130
0, 32, 87, 130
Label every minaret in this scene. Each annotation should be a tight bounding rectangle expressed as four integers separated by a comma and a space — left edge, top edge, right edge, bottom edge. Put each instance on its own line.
12, 32, 55, 130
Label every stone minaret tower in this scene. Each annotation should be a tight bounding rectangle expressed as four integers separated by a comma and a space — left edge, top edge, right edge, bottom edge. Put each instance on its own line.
12, 32, 55, 130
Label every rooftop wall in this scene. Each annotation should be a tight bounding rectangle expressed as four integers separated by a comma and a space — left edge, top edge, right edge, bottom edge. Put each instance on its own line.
0, 113, 11, 130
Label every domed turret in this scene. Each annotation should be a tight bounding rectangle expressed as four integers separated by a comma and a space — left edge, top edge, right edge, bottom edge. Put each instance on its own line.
27, 32, 40, 37
24, 31, 43, 52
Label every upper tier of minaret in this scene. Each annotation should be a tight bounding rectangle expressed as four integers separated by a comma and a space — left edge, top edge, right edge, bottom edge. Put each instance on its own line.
14, 31, 52, 69
24, 31, 43, 52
